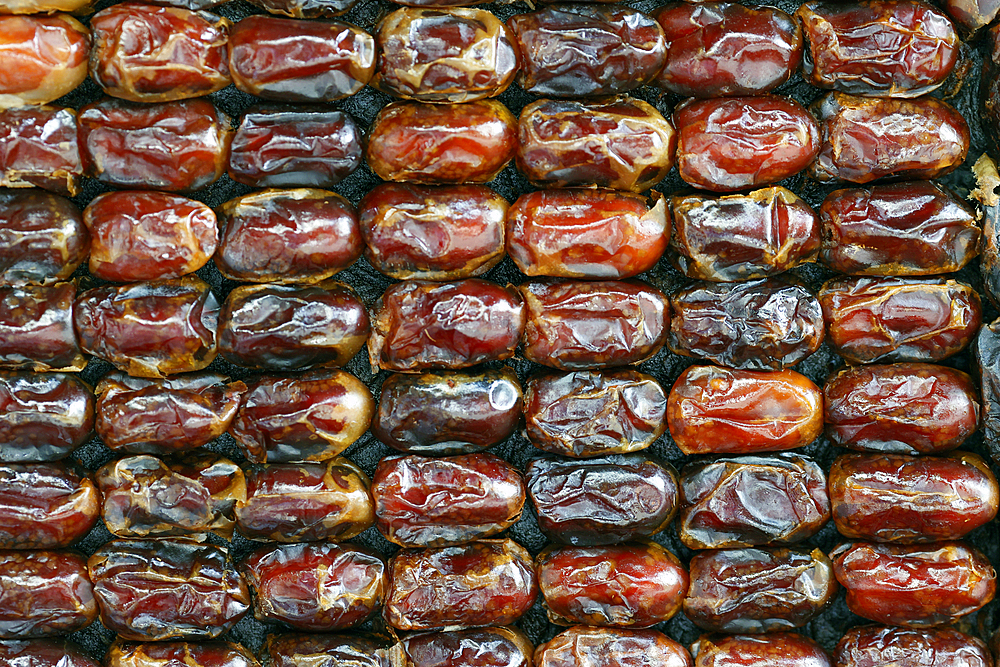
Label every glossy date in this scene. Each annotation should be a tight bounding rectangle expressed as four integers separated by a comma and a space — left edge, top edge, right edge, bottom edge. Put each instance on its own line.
690, 633, 830, 667
0, 15, 89, 109
835, 626, 991, 667
0, 550, 96, 638
0, 372, 93, 462
266, 635, 391, 667
402, 627, 533, 667
0, 282, 83, 372
0, 191, 86, 287
535, 627, 691, 667
0, 106, 81, 195
107, 642, 260, 667
0, 462, 98, 548
0, 640, 99, 667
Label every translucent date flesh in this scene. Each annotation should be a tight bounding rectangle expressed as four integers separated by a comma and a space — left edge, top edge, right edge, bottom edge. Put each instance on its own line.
691, 633, 831, 667
0, 640, 99, 667
266, 635, 392, 667
835, 626, 991, 667
0, 283, 84, 372
831, 541, 996, 626
0, 550, 96, 638
507, 190, 668, 279
0, 463, 97, 549
538, 541, 688, 628
0, 15, 89, 109
0, 372, 93, 462
535, 626, 691, 667
667, 366, 823, 455
0, 106, 81, 195
674, 96, 820, 192
0, 191, 86, 287
107, 642, 261, 667
824, 363, 980, 454
403, 627, 534, 667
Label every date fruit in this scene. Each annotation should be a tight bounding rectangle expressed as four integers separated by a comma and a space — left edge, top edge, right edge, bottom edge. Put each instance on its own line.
0, 282, 84, 372
0, 640, 99, 667
835, 626, 991, 667
0, 372, 93, 462
690, 633, 830, 667
402, 627, 533, 667
107, 642, 260, 667
0, 550, 96, 638
977, 317, 1000, 464
0, 106, 82, 195
0, 462, 98, 548
246, 0, 356, 18
0, 15, 89, 109
0, 191, 87, 286
266, 635, 391, 667
535, 627, 691, 667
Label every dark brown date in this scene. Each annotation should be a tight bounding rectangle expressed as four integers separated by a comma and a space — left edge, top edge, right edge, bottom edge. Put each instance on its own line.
266, 634, 392, 667
372, 453, 524, 547
90, 4, 231, 102
653, 2, 802, 97
369, 279, 524, 372
0, 550, 96, 638
0, 372, 92, 462
520, 280, 668, 370
219, 282, 369, 371
668, 279, 824, 370
0, 186, 87, 287
0, 15, 89, 109
830, 541, 996, 626
239, 542, 386, 631
507, 190, 668, 278
96, 454, 245, 540
516, 98, 676, 192
78, 98, 231, 192
235, 458, 373, 542
524, 370, 667, 457
107, 642, 260, 667
374, 7, 518, 102
820, 182, 979, 275
0, 106, 81, 196
819, 276, 981, 363
228, 107, 363, 188
797, 1, 958, 98
84, 191, 217, 282
508, 5, 666, 97
678, 454, 830, 550
0, 640, 99, 667
228, 370, 373, 463
0, 462, 98, 549
0, 282, 84, 372
668, 188, 820, 281
527, 454, 678, 546
977, 317, 1000, 465
691, 633, 830, 667
810, 93, 970, 183
367, 100, 516, 184
229, 16, 374, 102
824, 363, 980, 454
73, 276, 219, 378
684, 547, 836, 632
536, 627, 690, 667
403, 627, 534, 667
359, 183, 507, 280
538, 541, 687, 627
372, 368, 521, 455
674, 96, 820, 192
835, 626, 991, 667
947, 0, 1000, 32
246, 0, 355, 19
383, 538, 537, 631
667, 366, 824, 455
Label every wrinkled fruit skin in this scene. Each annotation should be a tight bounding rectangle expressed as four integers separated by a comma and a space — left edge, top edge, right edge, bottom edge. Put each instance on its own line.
0, 371, 93, 462
535, 626, 691, 667
403, 628, 534, 667
0, 15, 89, 110
0, 106, 82, 196
0, 462, 99, 548
107, 643, 260, 667
0, 283, 84, 372
0, 640, 99, 667
0, 190, 87, 286
834, 626, 991, 667
266, 634, 391, 667
690, 633, 831, 667
0, 550, 96, 638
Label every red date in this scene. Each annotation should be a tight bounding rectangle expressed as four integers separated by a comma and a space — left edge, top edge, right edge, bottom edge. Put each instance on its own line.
108, 642, 260, 667
0, 106, 82, 196
835, 626, 991, 667
0, 550, 96, 638
0, 15, 89, 109
0, 640, 99, 667
402, 628, 532, 667
267, 635, 391, 667
536, 627, 691, 667
691, 633, 830, 667
0, 0, 93, 11
0, 191, 86, 287
0, 462, 98, 548
947, 0, 1000, 32
0, 372, 93, 462
0, 282, 84, 372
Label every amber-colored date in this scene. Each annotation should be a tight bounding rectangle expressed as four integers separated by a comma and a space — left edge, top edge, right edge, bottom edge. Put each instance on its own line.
537, 628, 690, 667
0, 0, 93, 12
0, 550, 96, 638
0, 106, 82, 195
667, 366, 823, 455
107, 642, 260, 667
678, 455, 830, 550
359, 183, 507, 281
0, 372, 92, 462
835, 626, 991, 667
516, 98, 676, 192
691, 633, 830, 667
266, 635, 391, 667
819, 276, 981, 363
235, 458, 373, 542
0, 282, 84, 372
507, 190, 668, 278
0, 462, 98, 549
0, 191, 86, 286
831, 541, 996, 627
403, 628, 534, 667
0, 640, 99, 667
0, 15, 89, 109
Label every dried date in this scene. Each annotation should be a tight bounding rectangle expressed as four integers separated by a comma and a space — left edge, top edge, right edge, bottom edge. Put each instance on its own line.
535, 627, 691, 667
0, 372, 93, 462
0, 191, 86, 286
402, 627, 533, 667
107, 642, 260, 667
0, 282, 84, 372
0, 550, 96, 638
0, 0, 93, 12
835, 626, 991, 667
245, 0, 355, 18
0, 462, 98, 548
691, 633, 830, 667
0, 106, 81, 195
978, 317, 1000, 464
266, 634, 392, 667
0, 15, 89, 109
0, 640, 99, 667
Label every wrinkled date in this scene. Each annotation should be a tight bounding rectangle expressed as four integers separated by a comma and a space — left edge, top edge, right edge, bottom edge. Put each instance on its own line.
229, 370, 373, 463
219, 282, 369, 371
90, 4, 231, 102
797, 0, 958, 97
0, 640, 99, 667
0, 283, 84, 372
373, 368, 522, 455
516, 98, 676, 192
508, 5, 666, 97
527, 454, 678, 546
536, 627, 691, 667
228, 107, 362, 188
520, 280, 669, 370
0, 106, 82, 195
538, 541, 688, 627
810, 93, 969, 183
403, 627, 534, 667
95, 372, 245, 454
667, 366, 824, 455
835, 626, 991, 667
824, 363, 980, 454
507, 190, 668, 279
668, 279, 824, 370
674, 96, 820, 192
84, 191, 218, 282
229, 15, 374, 102
235, 458, 373, 542
374, 7, 518, 102
239, 542, 386, 631
668, 188, 820, 282
372, 453, 524, 547
107, 642, 260, 667
0, 372, 93, 462
691, 633, 830, 667
0, 190, 86, 286
678, 455, 830, 550
383, 538, 537, 631
78, 98, 231, 192
96, 454, 246, 540
216, 189, 362, 284
684, 547, 836, 633
0, 14, 89, 109
977, 318, 1000, 464
74, 276, 219, 378
819, 276, 981, 363
0, 550, 96, 638
820, 182, 979, 275
359, 183, 507, 280
524, 370, 667, 457
0, 0, 93, 12
367, 100, 517, 183
978, 158, 1000, 308
88, 539, 249, 640
831, 541, 996, 626
369, 279, 524, 372
266, 635, 391, 667
653, 2, 802, 97
0, 462, 98, 548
